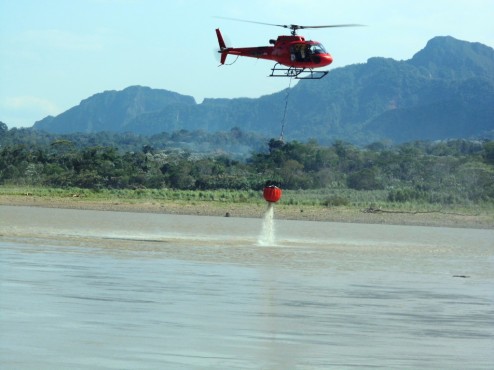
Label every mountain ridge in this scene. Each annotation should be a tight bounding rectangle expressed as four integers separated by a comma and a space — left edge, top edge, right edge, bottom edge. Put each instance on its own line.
33, 36, 494, 144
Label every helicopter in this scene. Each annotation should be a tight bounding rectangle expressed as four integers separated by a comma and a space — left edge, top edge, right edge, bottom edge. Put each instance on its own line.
216, 17, 363, 79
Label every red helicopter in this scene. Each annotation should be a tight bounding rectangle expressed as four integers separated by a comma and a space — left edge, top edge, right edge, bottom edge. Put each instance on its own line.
216, 17, 363, 79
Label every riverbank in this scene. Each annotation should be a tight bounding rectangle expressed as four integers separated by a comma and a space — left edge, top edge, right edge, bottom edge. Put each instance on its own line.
1, 193, 492, 229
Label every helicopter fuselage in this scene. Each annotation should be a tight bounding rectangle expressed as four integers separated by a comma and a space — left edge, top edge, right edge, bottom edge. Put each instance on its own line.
216, 30, 333, 70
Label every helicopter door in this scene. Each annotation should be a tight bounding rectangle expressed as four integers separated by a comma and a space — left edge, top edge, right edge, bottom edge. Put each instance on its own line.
290, 44, 310, 62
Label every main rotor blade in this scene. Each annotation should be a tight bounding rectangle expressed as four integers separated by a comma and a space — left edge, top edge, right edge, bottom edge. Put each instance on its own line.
214, 16, 288, 29
299, 24, 366, 29
214, 16, 365, 31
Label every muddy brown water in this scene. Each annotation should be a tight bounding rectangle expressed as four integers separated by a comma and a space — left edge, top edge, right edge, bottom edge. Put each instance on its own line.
1, 206, 493, 369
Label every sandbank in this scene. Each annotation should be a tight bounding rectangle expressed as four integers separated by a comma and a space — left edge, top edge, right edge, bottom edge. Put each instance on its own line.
1, 194, 492, 229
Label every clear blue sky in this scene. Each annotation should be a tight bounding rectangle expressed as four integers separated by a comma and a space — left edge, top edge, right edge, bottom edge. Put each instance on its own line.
1, 0, 493, 128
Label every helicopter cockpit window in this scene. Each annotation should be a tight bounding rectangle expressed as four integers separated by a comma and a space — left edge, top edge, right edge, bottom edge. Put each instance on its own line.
309, 43, 327, 54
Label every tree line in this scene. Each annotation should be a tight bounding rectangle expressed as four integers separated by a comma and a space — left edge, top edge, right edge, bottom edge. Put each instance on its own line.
1, 123, 493, 205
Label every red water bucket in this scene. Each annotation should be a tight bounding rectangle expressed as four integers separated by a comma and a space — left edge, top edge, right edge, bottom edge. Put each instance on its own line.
263, 185, 282, 203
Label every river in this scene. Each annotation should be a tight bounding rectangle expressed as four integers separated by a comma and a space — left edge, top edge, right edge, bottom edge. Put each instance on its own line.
1, 205, 493, 369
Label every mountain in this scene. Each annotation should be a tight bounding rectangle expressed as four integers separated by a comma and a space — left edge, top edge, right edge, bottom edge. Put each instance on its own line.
34, 86, 196, 133
33, 36, 494, 144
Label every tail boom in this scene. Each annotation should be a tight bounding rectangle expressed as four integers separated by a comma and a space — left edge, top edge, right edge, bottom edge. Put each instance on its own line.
215, 28, 273, 65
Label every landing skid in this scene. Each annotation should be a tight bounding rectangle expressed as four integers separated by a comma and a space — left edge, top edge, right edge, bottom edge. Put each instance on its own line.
269, 64, 328, 79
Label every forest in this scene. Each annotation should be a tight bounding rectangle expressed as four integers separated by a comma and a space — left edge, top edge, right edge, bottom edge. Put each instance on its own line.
1, 123, 493, 206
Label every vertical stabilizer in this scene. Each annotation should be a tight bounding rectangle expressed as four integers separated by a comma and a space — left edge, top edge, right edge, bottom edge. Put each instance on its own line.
215, 28, 228, 64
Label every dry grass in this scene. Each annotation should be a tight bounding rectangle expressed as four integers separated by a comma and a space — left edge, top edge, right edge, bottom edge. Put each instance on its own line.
1, 186, 492, 229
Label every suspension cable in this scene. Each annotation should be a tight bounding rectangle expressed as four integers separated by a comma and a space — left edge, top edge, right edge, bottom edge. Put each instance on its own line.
279, 77, 293, 142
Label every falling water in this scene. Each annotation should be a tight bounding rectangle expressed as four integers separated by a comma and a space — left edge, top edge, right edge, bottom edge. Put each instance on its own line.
258, 202, 275, 246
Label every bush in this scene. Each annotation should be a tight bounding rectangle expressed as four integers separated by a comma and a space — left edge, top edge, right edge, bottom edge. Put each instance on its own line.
387, 188, 424, 202
347, 168, 383, 190
322, 195, 350, 207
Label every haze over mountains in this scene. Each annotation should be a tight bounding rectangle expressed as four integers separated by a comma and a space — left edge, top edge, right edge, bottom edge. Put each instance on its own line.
33, 36, 494, 145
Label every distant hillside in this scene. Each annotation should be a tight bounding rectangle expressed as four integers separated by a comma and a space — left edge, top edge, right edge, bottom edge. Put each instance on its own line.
33, 36, 494, 144
34, 86, 196, 133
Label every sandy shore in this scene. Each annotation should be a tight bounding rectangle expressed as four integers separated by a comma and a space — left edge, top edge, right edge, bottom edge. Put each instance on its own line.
1, 194, 492, 229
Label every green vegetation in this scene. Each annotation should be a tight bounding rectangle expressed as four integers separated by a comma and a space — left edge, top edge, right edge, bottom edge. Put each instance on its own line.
1, 123, 493, 212
0, 185, 260, 204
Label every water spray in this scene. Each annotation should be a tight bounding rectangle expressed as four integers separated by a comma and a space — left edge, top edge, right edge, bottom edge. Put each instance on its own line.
258, 185, 282, 246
